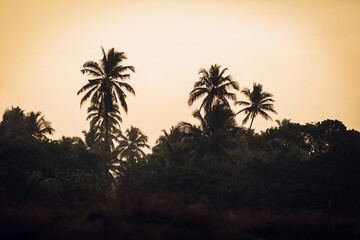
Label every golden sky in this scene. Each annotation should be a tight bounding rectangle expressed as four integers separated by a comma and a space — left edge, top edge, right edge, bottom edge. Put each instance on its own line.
0, 0, 359, 147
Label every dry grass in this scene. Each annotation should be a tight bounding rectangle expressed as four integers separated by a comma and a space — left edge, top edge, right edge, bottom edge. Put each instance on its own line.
1, 193, 359, 239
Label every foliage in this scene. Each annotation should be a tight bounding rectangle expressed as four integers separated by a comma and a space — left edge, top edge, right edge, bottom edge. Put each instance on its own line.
120, 119, 360, 214
178, 102, 240, 165
0, 106, 54, 141
188, 64, 239, 112
115, 126, 150, 161
1, 66, 360, 220
236, 82, 277, 131
78, 47, 135, 174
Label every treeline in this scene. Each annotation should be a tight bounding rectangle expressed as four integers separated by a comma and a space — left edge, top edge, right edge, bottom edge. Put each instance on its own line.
0, 48, 359, 216
1, 110, 359, 213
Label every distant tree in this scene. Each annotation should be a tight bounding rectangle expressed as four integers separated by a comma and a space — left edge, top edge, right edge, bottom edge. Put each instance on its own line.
153, 126, 186, 165
115, 126, 150, 162
0, 107, 26, 139
236, 83, 277, 132
25, 111, 54, 140
275, 118, 292, 128
188, 64, 239, 112
0, 107, 53, 141
179, 101, 239, 165
78, 47, 135, 171
82, 127, 101, 150
303, 119, 348, 156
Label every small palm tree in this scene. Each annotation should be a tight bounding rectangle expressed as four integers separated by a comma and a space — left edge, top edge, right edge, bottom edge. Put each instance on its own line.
236, 83, 277, 132
188, 64, 239, 112
153, 126, 186, 165
114, 126, 150, 162
82, 127, 101, 150
275, 118, 292, 128
179, 102, 238, 165
26, 111, 54, 140
0, 107, 54, 140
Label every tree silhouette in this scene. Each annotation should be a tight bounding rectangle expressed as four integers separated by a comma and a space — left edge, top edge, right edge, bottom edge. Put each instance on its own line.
26, 111, 54, 140
153, 126, 186, 165
236, 83, 277, 132
0, 107, 54, 140
179, 101, 239, 165
82, 127, 101, 151
115, 126, 150, 162
188, 64, 239, 112
78, 47, 135, 171
275, 118, 292, 128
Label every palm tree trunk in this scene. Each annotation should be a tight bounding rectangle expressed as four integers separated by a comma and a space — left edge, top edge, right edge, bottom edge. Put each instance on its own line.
248, 115, 255, 134
240, 115, 255, 166
104, 113, 109, 175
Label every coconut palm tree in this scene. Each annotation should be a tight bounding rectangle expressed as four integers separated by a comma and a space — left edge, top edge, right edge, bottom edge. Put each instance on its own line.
114, 126, 150, 162
275, 118, 292, 128
0, 107, 54, 140
179, 101, 239, 165
78, 47, 135, 170
153, 126, 186, 165
236, 83, 277, 132
0, 107, 26, 138
25, 111, 54, 140
82, 127, 101, 151
188, 64, 239, 112
87, 101, 122, 147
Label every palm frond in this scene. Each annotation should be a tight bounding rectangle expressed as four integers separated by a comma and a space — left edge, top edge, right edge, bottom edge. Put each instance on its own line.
188, 88, 207, 106
80, 86, 98, 106
236, 100, 250, 106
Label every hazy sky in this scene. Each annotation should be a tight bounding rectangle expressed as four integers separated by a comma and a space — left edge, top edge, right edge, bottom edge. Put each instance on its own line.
1, 0, 359, 147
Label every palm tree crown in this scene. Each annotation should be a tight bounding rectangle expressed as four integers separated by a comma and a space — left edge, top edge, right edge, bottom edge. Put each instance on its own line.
179, 102, 239, 164
153, 126, 186, 165
188, 64, 239, 112
26, 111, 54, 140
78, 47, 135, 113
115, 126, 150, 161
236, 83, 277, 131
78, 47, 135, 172
0, 107, 54, 140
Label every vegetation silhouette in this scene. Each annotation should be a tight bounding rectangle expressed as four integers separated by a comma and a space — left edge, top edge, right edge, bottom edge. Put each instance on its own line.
236, 82, 277, 132
188, 64, 239, 112
179, 101, 239, 165
1, 55, 360, 239
152, 126, 186, 165
0, 106, 54, 141
115, 125, 150, 162
78, 47, 135, 177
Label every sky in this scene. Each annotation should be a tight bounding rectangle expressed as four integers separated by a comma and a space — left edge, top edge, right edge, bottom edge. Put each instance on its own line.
0, 0, 359, 148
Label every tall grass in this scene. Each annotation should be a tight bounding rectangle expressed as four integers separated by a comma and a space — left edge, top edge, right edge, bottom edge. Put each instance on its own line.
1, 192, 359, 239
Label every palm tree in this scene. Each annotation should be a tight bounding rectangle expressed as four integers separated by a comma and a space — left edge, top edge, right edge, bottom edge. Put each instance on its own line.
188, 64, 239, 112
82, 127, 101, 151
236, 83, 277, 132
87, 101, 122, 148
114, 126, 150, 162
0, 107, 54, 140
179, 101, 239, 165
78, 47, 135, 170
25, 111, 54, 140
1, 107, 26, 138
275, 118, 292, 128
153, 126, 186, 165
